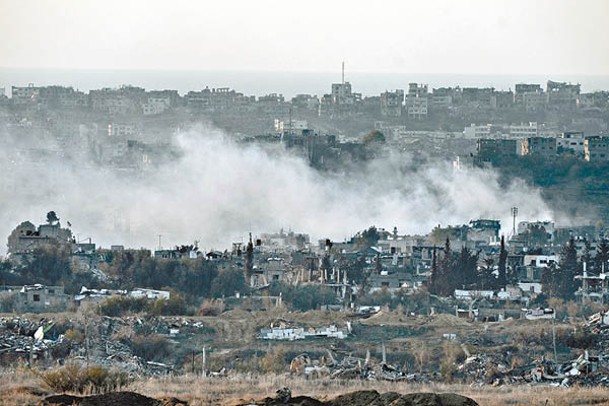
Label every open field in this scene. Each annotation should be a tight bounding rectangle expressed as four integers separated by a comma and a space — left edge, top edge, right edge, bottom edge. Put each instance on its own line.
2, 369, 609, 406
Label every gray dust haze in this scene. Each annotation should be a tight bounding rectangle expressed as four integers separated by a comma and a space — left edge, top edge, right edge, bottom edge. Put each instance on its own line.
0, 124, 553, 253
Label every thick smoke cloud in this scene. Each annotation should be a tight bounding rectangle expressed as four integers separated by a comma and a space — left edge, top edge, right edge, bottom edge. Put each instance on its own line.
0, 124, 553, 254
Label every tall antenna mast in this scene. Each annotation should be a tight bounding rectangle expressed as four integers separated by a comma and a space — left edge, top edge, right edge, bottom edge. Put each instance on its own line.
341, 61, 345, 85
511, 207, 519, 237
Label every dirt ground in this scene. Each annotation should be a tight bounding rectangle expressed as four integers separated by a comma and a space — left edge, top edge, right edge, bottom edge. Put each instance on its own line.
3, 372, 609, 406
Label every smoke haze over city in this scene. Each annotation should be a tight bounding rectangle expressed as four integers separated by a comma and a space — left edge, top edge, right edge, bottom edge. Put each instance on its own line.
0, 123, 556, 253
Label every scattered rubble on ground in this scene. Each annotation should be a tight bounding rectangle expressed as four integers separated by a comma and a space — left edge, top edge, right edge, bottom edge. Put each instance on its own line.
0, 317, 70, 364
5, 310, 609, 389
447, 311, 609, 387
0, 315, 213, 376
289, 347, 416, 382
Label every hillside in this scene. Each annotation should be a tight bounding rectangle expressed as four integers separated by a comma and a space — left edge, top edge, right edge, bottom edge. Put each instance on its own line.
491, 155, 609, 225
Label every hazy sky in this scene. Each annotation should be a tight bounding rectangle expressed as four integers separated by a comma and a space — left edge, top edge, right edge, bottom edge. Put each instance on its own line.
1, 0, 608, 75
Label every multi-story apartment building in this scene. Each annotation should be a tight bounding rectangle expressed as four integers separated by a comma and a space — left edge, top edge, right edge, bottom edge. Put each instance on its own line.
585, 136, 609, 162
514, 84, 542, 103
557, 131, 585, 156
406, 83, 428, 120
476, 138, 518, 163
185, 87, 252, 112
509, 122, 538, 138
380, 89, 404, 117
430, 87, 461, 109
547, 80, 580, 110
463, 124, 492, 139
521, 136, 557, 158
490, 90, 514, 109
514, 84, 546, 112
291, 94, 320, 110
37, 86, 88, 108
11, 84, 40, 105
461, 87, 493, 108
331, 82, 360, 105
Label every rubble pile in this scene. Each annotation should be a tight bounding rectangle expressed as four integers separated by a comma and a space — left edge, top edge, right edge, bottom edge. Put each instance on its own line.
85, 316, 215, 375
447, 312, 609, 387
5, 310, 609, 389
517, 353, 609, 387
453, 349, 609, 387
0, 317, 69, 365
0, 315, 216, 376
290, 349, 418, 382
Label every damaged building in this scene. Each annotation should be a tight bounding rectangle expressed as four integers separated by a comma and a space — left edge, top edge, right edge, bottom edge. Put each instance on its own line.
0, 284, 69, 313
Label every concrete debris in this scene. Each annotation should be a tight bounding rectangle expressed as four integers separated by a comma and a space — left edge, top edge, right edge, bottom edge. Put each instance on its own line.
523, 307, 555, 320
258, 323, 351, 340
444, 311, 609, 387
0, 315, 212, 377
0, 318, 68, 364
285, 310, 609, 387
6, 309, 609, 389
289, 350, 412, 382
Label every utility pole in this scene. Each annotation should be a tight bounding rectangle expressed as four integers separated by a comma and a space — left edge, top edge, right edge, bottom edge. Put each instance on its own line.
552, 317, 558, 365
582, 262, 589, 304
245, 233, 253, 286
202, 346, 207, 377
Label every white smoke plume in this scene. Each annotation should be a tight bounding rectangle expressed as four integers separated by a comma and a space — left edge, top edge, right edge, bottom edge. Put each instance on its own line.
0, 124, 554, 254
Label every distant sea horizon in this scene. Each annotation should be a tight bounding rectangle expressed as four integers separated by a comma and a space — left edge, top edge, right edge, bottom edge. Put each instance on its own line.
1, 67, 609, 99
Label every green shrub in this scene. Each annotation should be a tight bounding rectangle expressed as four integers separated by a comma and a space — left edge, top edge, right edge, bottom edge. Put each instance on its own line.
99, 296, 148, 317
148, 295, 187, 316
100, 295, 187, 317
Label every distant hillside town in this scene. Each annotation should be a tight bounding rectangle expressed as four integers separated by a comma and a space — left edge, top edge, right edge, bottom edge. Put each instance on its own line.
0, 77, 606, 172
1, 210, 608, 318
1, 75, 609, 316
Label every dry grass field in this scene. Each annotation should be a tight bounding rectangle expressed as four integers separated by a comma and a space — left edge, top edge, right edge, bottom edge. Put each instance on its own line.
2, 368, 609, 406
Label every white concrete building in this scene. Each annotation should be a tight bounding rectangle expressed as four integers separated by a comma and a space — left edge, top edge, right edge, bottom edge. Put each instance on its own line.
274, 119, 309, 133
108, 123, 139, 137
509, 122, 538, 138
463, 124, 491, 139
142, 96, 171, 115
130, 288, 170, 300
406, 83, 428, 120
523, 255, 558, 268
